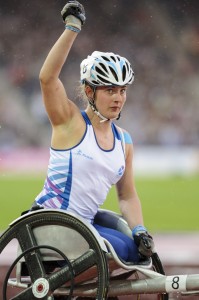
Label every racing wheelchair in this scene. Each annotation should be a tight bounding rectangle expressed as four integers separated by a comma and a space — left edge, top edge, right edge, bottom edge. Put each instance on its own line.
0, 208, 199, 299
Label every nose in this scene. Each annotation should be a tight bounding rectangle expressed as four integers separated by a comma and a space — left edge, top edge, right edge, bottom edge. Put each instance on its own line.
114, 91, 123, 103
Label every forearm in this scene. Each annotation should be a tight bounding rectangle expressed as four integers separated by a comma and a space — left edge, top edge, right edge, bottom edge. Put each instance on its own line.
119, 194, 144, 230
39, 1, 85, 84
39, 29, 77, 83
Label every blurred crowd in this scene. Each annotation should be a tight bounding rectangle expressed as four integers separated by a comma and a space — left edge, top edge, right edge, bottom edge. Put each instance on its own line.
0, 0, 199, 150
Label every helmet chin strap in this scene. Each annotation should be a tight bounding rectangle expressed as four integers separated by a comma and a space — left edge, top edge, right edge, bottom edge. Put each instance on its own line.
88, 100, 110, 122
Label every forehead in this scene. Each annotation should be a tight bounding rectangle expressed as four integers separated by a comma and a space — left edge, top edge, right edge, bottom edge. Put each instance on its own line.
97, 85, 127, 91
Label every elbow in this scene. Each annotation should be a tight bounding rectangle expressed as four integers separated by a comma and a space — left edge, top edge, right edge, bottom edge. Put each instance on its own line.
39, 68, 47, 85
39, 68, 56, 85
39, 69, 50, 84
39, 72, 50, 86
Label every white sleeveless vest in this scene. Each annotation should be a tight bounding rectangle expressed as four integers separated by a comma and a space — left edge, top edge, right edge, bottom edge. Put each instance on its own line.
35, 111, 128, 223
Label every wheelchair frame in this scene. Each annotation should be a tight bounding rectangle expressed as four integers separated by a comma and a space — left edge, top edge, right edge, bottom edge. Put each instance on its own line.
0, 209, 199, 299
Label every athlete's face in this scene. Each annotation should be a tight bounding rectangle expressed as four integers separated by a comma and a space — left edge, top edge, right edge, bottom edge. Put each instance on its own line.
95, 86, 127, 119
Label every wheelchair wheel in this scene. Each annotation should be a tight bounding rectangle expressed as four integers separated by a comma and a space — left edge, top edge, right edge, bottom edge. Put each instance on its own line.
0, 210, 109, 300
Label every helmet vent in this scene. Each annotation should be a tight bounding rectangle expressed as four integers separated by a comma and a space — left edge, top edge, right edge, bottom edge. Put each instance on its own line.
96, 66, 107, 77
97, 75, 111, 84
99, 63, 108, 73
109, 66, 118, 82
101, 56, 110, 62
122, 65, 127, 81
126, 62, 129, 72
110, 55, 117, 62
92, 80, 100, 85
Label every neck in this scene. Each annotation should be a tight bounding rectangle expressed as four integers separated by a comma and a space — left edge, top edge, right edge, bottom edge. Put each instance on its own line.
85, 108, 112, 128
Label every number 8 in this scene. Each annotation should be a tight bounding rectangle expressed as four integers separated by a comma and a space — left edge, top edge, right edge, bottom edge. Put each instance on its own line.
172, 276, 180, 290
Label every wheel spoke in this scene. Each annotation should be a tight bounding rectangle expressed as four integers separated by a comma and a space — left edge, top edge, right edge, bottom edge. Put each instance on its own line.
16, 224, 46, 280
49, 249, 96, 291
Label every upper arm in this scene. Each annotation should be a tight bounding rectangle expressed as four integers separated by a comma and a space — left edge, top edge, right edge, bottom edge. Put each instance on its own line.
116, 138, 136, 200
40, 77, 77, 126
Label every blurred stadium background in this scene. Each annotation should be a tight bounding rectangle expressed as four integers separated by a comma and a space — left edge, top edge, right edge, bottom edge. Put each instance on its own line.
1, 0, 199, 149
0, 1, 199, 297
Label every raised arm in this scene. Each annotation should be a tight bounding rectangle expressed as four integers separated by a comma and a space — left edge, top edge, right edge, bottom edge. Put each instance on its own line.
39, 1, 86, 127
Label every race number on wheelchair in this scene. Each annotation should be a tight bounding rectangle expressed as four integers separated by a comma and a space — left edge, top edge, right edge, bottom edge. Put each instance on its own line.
165, 275, 187, 292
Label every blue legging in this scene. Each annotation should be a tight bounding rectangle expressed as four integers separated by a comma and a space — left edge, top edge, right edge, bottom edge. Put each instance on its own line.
93, 224, 139, 262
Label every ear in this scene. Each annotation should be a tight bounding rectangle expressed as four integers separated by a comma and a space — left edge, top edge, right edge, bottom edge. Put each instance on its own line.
85, 85, 94, 100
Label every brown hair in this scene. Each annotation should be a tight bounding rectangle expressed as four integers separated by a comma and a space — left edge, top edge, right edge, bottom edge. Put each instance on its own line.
75, 82, 89, 107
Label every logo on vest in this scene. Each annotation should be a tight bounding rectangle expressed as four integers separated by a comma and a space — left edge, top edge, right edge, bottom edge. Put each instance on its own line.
75, 150, 93, 160
118, 165, 125, 176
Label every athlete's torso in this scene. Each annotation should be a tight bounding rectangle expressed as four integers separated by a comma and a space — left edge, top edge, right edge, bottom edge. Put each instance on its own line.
35, 111, 126, 222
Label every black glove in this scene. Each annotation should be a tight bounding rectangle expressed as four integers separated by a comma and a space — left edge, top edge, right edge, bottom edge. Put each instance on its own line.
132, 225, 155, 258
61, 1, 86, 31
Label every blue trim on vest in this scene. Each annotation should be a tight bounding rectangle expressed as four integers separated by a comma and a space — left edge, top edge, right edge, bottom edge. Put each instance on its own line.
81, 111, 91, 125
123, 131, 133, 144
37, 192, 55, 205
61, 150, 73, 209
112, 123, 120, 140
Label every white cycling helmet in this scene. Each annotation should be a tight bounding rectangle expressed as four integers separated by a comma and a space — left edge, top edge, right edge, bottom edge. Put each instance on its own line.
80, 51, 134, 86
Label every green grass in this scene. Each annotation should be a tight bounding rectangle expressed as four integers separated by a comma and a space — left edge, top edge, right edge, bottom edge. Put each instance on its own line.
0, 174, 46, 230
0, 174, 198, 232
105, 175, 199, 232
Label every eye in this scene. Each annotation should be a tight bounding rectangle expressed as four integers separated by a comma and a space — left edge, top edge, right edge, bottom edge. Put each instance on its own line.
121, 88, 127, 94
106, 88, 114, 94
